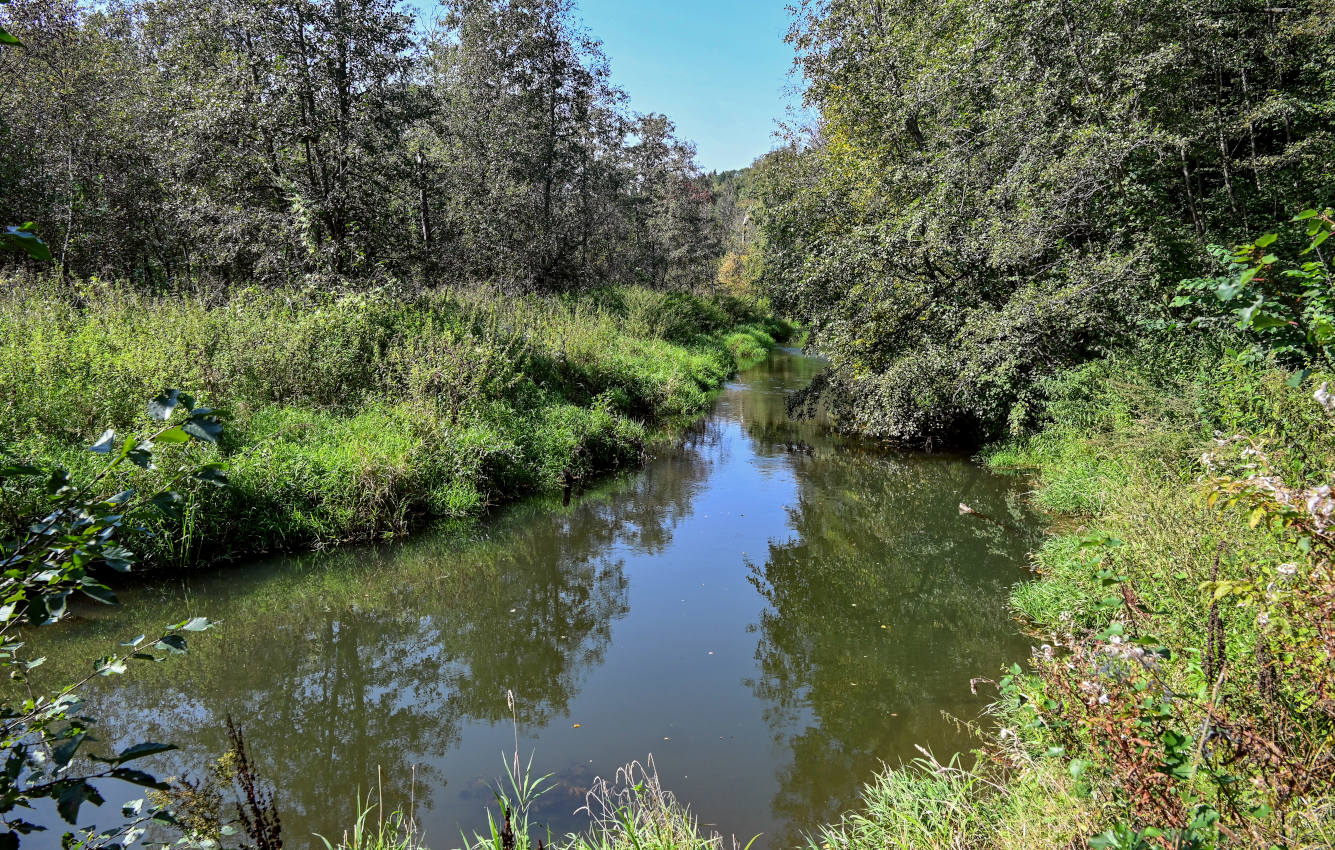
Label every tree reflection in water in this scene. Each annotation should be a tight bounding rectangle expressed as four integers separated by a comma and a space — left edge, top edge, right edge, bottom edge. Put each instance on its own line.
25, 450, 712, 840
742, 369, 1041, 848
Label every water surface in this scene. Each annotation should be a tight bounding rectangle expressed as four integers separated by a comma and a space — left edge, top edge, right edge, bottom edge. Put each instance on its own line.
28, 348, 1040, 848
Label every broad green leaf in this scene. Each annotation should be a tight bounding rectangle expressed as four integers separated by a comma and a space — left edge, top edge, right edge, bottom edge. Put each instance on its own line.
155, 427, 190, 444
147, 389, 181, 421
182, 415, 223, 443
154, 634, 187, 654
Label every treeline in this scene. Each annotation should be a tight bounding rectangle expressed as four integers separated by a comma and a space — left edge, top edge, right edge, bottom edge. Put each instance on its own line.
748, 0, 1335, 447
0, 0, 721, 290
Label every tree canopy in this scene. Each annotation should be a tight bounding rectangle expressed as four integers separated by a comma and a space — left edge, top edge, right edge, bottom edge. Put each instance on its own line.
749, 0, 1335, 446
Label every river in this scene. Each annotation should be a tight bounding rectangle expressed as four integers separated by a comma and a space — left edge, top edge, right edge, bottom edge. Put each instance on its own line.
26, 346, 1042, 849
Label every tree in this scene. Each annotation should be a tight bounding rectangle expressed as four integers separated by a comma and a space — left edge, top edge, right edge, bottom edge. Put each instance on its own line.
753, 0, 1335, 447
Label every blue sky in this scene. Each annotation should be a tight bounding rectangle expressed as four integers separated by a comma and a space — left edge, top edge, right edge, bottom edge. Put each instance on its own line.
415, 1, 802, 173
574, 1, 800, 173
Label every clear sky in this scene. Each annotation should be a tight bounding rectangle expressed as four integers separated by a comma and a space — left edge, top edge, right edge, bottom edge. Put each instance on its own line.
573, 1, 799, 173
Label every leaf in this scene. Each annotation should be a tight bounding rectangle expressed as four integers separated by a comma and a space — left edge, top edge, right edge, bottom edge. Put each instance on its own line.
1249, 313, 1290, 330
182, 415, 223, 444
89, 429, 117, 454
154, 634, 187, 654
1254, 233, 1277, 248
154, 427, 190, 444
51, 732, 87, 768
110, 768, 169, 790
1, 225, 49, 261
80, 583, 119, 606
1286, 369, 1310, 388
114, 742, 177, 764
1294, 209, 1320, 221
180, 616, 212, 632
147, 390, 181, 421
56, 781, 102, 824
150, 491, 184, 518
193, 464, 228, 487
95, 656, 128, 676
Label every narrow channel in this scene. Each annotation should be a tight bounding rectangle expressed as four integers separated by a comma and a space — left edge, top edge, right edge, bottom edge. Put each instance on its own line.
27, 347, 1042, 848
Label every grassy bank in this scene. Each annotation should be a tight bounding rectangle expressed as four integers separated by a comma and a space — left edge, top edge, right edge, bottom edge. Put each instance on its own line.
0, 280, 789, 570
809, 342, 1335, 849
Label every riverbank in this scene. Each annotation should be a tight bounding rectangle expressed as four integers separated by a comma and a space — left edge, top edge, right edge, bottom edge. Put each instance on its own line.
0, 280, 791, 571
810, 343, 1335, 848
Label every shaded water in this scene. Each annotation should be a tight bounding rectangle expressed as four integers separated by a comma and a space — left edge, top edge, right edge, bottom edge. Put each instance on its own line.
27, 348, 1041, 848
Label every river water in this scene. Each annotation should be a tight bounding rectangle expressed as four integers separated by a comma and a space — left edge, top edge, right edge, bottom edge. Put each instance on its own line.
27, 347, 1041, 848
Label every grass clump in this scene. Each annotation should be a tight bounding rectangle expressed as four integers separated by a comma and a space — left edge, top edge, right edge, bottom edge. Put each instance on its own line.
464, 754, 743, 850
0, 279, 787, 569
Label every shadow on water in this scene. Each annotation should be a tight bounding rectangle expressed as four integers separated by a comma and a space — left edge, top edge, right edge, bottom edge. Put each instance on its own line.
22, 346, 1041, 849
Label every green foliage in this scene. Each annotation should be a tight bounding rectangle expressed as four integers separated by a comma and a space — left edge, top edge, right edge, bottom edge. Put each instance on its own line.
0, 282, 777, 569
979, 344, 1335, 846
0, 394, 222, 848
751, 0, 1335, 447
0, 0, 728, 290
1176, 207, 1335, 370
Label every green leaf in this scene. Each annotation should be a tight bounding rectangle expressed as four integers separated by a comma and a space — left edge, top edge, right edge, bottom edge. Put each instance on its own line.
1294, 209, 1320, 221
95, 656, 128, 676
154, 634, 187, 654
114, 742, 177, 764
147, 390, 182, 421
1254, 233, 1277, 248
155, 427, 190, 444
180, 616, 212, 632
56, 781, 102, 824
1250, 313, 1290, 330
182, 415, 223, 443
150, 490, 184, 518
193, 464, 228, 486
1, 225, 49, 260
51, 732, 87, 768
80, 583, 118, 606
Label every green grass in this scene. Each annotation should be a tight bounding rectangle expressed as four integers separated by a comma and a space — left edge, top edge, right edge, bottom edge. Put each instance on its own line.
805, 343, 1335, 849
0, 280, 788, 569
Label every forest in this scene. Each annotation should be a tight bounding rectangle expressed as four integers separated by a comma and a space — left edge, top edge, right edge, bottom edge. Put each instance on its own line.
3, 0, 1335, 847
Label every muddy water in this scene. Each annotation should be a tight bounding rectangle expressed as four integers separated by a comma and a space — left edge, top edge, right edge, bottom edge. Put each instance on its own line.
27, 347, 1041, 848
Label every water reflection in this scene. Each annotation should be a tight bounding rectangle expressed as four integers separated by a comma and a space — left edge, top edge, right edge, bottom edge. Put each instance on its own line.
27, 459, 712, 836
23, 348, 1039, 848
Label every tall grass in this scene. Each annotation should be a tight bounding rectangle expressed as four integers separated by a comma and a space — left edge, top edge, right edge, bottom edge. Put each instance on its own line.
463, 753, 748, 850
0, 279, 789, 569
